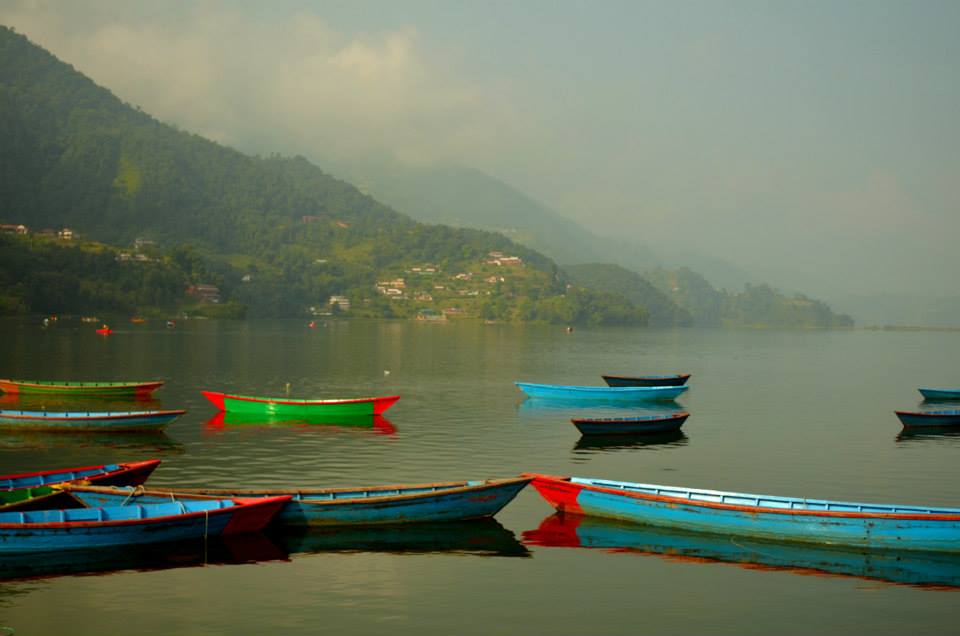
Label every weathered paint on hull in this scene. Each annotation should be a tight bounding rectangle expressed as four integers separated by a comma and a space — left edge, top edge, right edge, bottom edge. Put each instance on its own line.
0, 379, 164, 396
523, 514, 960, 589
528, 475, 960, 552
203, 391, 399, 416
0, 410, 185, 432
68, 478, 531, 527
572, 414, 688, 435
515, 382, 687, 402
0, 497, 289, 553
896, 410, 960, 428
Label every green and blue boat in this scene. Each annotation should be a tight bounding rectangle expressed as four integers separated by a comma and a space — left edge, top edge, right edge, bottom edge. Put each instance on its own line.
202, 391, 400, 416
0, 379, 164, 397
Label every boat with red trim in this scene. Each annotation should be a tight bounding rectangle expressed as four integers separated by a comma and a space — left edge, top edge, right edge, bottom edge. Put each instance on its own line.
571, 412, 689, 435
64, 476, 531, 527
202, 391, 399, 416
0, 495, 290, 553
896, 410, 960, 429
0, 409, 186, 431
602, 374, 691, 387
0, 379, 165, 396
0, 460, 161, 512
526, 474, 960, 552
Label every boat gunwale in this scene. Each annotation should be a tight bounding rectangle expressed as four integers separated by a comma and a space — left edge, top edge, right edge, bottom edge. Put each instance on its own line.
0, 495, 291, 530
207, 391, 400, 407
0, 460, 160, 484
895, 410, 960, 417
601, 374, 691, 381
0, 409, 186, 421
571, 412, 689, 424
515, 382, 688, 394
64, 477, 533, 507
528, 474, 960, 521
0, 379, 164, 392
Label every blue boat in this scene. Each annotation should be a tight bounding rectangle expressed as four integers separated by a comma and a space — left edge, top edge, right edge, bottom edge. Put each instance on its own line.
896, 410, 960, 429
527, 475, 960, 552
63, 477, 531, 527
572, 412, 689, 435
515, 382, 687, 402
0, 460, 161, 512
523, 514, 960, 590
0, 409, 186, 432
0, 496, 290, 553
919, 388, 960, 401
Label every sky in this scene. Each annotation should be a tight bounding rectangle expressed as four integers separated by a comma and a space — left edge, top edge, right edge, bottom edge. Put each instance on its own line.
1, 0, 958, 304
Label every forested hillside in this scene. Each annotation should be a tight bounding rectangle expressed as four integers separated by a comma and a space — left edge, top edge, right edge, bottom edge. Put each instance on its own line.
0, 26, 647, 324
563, 264, 692, 326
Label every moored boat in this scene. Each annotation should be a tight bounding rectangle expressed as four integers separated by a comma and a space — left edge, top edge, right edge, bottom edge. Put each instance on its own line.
0, 409, 186, 432
919, 388, 960, 401
0, 496, 290, 553
525, 474, 960, 552
0, 460, 161, 512
202, 391, 399, 416
571, 412, 689, 436
602, 374, 691, 387
896, 410, 960, 429
64, 476, 532, 527
0, 379, 165, 396
515, 382, 687, 402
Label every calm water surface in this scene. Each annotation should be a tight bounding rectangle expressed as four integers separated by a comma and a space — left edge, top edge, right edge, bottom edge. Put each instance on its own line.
0, 319, 958, 634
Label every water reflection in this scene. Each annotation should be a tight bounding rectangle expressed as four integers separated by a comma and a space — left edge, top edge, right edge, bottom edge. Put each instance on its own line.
0, 430, 184, 454
523, 514, 960, 590
896, 428, 960, 445
518, 398, 681, 418
277, 519, 530, 558
0, 393, 165, 411
572, 431, 688, 458
0, 532, 286, 584
204, 413, 397, 435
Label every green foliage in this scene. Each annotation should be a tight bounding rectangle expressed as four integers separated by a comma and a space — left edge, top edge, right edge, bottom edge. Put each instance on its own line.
564, 263, 693, 326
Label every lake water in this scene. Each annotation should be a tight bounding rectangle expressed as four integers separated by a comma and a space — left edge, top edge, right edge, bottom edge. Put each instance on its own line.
0, 318, 958, 635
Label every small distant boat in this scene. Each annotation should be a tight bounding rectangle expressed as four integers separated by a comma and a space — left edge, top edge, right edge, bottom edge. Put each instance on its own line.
0, 460, 160, 512
919, 388, 960, 401
0, 496, 291, 553
0, 409, 186, 432
572, 412, 689, 436
65, 477, 532, 527
95, 327, 112, 335
526, 474, 960, 552
130, 317, 147, 324
0, 379, 165, 396
202, 391, 400, 416
602, 374, 691, 387
515, 382, 687, 402
80, 316, 99, 323
896, 410, 960, 429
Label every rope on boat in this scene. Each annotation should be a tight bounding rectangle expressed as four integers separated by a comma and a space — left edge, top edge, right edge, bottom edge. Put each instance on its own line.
120, 484, 146, 506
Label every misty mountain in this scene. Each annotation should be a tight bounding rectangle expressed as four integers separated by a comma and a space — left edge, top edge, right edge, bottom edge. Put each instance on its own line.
563, 264, 693, 327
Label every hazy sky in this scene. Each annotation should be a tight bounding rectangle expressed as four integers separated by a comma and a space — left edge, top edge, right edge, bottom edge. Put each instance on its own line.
2, 0, 958, 299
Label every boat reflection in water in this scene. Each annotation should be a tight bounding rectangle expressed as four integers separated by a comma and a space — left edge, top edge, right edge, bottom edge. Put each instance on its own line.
573, 431, 688, 456
0, 393, 162, 410
519, 398, 679, 419
896, 427, 960, 445
523, 513, 960, 590
277, 518, 530, 558
204, 412, 397, 435
0, 429, 184, 454
0, 532, 287, 582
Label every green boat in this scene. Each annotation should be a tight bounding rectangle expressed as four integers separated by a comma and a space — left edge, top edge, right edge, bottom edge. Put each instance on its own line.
202, 391, 400, 416
0, 379, 164, 397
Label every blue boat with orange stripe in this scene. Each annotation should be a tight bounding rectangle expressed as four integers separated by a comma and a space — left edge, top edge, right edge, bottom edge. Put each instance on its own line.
526, 475, 960, 552
0, 496, 290, 553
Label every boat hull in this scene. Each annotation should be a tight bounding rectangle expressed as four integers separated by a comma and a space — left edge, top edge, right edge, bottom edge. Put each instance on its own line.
572, 413, 688, 435
0, 409, 185, 432
515, 382, 687, 402
66, 477, 531, 527
202, 391, 399, 416
0, 497, 289, 553
602, 374, 690, 387
0, 460, 160, 512
0, 379, 164, 396
919, 388, 960, 401
527, 475, 960, 552
896, 410, 960, 428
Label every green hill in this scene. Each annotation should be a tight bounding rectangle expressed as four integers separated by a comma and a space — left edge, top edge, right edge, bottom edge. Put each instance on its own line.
0, 26, 647, 325
563, 264, 692, 326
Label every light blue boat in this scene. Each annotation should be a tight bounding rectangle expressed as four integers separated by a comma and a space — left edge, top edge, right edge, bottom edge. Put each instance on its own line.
528, 475, 960, 552
0, 409, 185, 432
515, 382, 687, 402
63, 477, 531, 527
919, 388, 960, 401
